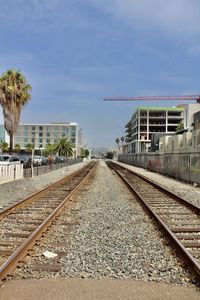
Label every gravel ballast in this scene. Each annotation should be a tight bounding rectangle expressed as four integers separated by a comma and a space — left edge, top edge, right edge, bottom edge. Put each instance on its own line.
14, 161, 195, 286
0, 161, 90, 209
116, 161, 200, 207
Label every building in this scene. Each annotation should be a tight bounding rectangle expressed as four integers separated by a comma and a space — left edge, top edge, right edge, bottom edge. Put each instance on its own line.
158, 106, 200, 153
12, 122, 84, 156
183, 103, 200, 130
125, 106, 184, 153
0, 125, 5, 143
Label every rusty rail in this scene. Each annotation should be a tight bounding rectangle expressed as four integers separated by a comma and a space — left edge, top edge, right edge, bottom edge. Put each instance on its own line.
0, 162, 96, 280
107, 160, 200, 281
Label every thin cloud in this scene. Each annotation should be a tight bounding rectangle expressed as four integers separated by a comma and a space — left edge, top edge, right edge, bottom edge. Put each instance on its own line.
90, 0, 200, 37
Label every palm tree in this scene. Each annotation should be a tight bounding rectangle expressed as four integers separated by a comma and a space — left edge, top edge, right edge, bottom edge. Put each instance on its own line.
25, 143, 33, 154
0, 141, 8, 154
55, 138, 74, 157
43, 143, 57, 156
121, 137, 125, 154
14, 143, 21, 154
0, 69, 32, 154
115, 138, 121, 153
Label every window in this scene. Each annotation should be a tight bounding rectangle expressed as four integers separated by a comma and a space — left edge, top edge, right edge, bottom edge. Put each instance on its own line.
32, 126, 35, 131
54, 132, 58, 137
24, 138, 28, 143
39, 132, 43, 137
46, 132, 50, 137
71, 138, 76, 144
46, 139, 50, 144
39, 138, 43, 143
39, 144, 43, 148
71, 126, 76, 132
39, 126, 43, 131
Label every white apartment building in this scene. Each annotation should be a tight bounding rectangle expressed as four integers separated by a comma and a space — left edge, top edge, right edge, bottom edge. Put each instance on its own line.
125, 106, 184, 153
13, 122, 84, 156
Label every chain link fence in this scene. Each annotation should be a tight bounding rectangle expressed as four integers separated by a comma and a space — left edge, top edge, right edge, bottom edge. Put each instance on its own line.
23, 157, 83, 178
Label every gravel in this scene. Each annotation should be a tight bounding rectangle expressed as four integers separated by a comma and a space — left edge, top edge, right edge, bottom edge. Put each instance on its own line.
0, 161, 90, 209
116, 161, 200, 207
14, 160, 195, 286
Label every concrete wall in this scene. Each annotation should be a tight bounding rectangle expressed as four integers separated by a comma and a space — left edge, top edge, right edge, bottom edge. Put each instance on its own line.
118, 152, 200, 184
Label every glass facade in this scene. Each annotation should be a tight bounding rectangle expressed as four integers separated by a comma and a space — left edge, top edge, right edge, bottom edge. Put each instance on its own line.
0, 125, 5, 142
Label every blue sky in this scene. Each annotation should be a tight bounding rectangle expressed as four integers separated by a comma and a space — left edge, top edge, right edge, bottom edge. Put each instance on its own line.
0, 0, 200, 147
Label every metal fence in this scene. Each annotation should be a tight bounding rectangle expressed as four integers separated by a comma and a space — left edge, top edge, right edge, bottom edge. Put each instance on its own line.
118, 152, 200, 184
23, 157, 83, 178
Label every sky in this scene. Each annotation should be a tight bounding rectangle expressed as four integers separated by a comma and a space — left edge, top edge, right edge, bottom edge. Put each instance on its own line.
0, 0, 200, 148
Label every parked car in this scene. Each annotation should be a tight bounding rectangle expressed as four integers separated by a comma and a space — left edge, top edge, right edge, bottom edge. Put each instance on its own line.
0, 155, 20, 163
41, 156, 48, 165
33, 156, 43, 166
19, 155, 32, 168
59, 156, 67, 162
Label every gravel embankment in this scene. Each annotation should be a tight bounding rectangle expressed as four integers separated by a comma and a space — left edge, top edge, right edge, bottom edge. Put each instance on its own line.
116, 161, 200, 207
14, 161, 194, 286
0, 161, 90, 209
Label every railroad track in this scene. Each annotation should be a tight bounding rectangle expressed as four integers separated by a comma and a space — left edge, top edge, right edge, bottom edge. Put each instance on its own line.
0, 162, 96, 281
107, 161, 200, 281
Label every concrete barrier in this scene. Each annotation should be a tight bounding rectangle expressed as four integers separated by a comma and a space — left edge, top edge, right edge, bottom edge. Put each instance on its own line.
0, 162, 23, 184
118, 152, 200, 184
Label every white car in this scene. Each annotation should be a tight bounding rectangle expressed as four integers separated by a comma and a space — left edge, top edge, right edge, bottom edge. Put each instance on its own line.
33, 156, 43, 166
0, 155, 20, 163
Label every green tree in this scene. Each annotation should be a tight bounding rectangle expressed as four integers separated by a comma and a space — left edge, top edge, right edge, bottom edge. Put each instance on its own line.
115, 138, 121, 153
85, 149, 89, 157
106, 151, 114, 159
14, 143, 21, 154
43, 143, 57, 156
80, 147, 86, 157
25, 143, 33, 154
80, 148, 90, 158
0, 69, 32, 154
176, 122, 184, 131
54, 138, 74, 156
121, 136, 125, 145
0, 141, 8, 154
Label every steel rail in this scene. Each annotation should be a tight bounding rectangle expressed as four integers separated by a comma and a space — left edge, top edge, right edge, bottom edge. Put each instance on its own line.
0, 163, 91, 219
111, 162, 200, 213
107, 161, 200, 280
0, 163, 96, 280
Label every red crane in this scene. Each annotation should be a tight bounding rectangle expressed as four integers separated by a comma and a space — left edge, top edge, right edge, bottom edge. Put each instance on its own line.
104, 95, 200, 103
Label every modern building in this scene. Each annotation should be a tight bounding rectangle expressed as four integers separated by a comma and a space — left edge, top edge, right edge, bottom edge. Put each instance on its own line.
125, 106, 184, 153
12, 122, 84, 156
0, 125, 5, 143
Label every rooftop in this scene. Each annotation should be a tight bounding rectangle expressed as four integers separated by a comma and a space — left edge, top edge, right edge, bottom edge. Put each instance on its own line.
137, 106, 184, 111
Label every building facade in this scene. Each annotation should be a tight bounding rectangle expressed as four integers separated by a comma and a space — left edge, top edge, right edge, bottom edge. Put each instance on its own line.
0, 125, 5, 143
125, 106, 184, 153
12, 122, 83, 156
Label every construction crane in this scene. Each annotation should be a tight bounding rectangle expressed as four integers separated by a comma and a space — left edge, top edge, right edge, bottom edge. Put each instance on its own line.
104, 95, 200, 103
